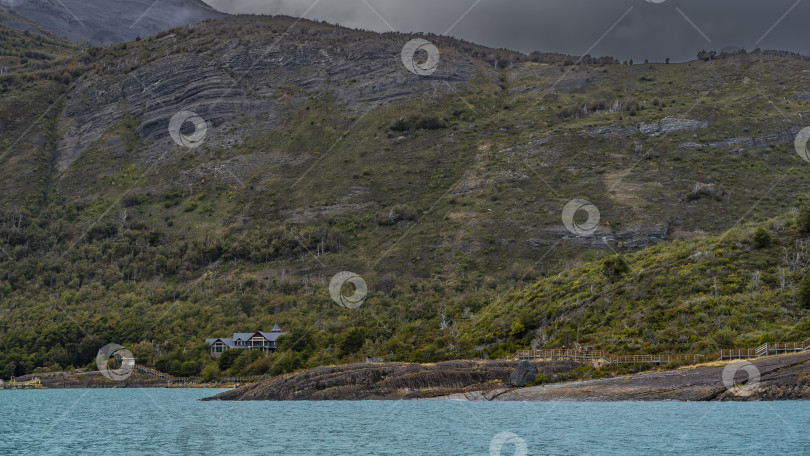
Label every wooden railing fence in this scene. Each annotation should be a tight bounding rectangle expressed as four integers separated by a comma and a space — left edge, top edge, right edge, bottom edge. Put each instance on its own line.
514, 338, 810, 365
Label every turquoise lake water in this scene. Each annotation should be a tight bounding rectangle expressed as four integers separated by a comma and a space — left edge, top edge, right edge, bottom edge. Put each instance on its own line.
0, 389, 808, 455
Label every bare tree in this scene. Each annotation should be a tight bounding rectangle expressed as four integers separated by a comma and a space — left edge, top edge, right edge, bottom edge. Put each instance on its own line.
438, 306, 452, 330
116, 210, 128, 229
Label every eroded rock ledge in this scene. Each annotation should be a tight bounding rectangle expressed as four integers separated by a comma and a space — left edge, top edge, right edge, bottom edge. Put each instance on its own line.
203, 360, 578, 401
463, 352, 810, 402
205, 353, 810, 402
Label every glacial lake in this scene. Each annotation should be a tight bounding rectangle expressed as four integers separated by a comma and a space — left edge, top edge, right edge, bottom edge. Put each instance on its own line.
1, 389, 808, 455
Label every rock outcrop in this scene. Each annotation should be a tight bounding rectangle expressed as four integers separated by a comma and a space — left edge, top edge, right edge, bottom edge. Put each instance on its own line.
205, 353, 810, 402
538, 223, 669, 250
495, 352, 810, 402
55, 16, 488, 174
675, 127, 802, 152
639, 117, 708, 136
16, 369, 177, 388
204, 360, 576, 401
509, 361, 538, 387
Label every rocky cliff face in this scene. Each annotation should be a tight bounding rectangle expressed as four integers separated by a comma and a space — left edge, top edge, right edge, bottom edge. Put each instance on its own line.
55, 16, 486, 175
0, 0, 225, 45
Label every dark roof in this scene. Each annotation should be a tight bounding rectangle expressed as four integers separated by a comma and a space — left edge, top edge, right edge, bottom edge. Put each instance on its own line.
258, 331, 284, 342
205, 337, 235, 347
205, 326, 286, 346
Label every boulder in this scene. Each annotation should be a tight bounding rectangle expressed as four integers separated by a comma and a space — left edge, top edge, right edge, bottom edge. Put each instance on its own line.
509, 361, 538, 387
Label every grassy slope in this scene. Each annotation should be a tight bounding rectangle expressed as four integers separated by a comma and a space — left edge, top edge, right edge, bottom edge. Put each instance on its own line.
1, 16, 810, 378
464, 216, 810, 359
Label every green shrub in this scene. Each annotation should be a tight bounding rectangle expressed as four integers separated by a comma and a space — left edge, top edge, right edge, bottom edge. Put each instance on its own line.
713, 330, 737, 349
201, 364, 219, 382
602, 255, 630, 281
525, 373, 546, 387
278, 327, 316, 353
269, 352, 304, 376
799, 205, 810, 234
509, 321, 526, 336
390, 114, 447, 132
180, 360, 202, 377
339, 328, 367, 355
798, 274, 810, 310
753, 227, 772, 248
216, 349, 242, 371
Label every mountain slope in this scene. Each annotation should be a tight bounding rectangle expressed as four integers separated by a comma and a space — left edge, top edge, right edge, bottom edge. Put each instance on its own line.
1, 15, 810, 379
463, 215, 810, 359
0, 0, 225, 45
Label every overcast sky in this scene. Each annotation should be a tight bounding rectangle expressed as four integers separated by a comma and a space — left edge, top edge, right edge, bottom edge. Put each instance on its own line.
206, 0, 810, 62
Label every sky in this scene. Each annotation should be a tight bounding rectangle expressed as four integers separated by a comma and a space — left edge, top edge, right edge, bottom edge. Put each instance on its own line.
205, 0, 810, 62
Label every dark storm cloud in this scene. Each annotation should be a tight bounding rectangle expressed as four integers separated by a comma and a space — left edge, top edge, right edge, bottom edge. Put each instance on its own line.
206, 0, 810, 62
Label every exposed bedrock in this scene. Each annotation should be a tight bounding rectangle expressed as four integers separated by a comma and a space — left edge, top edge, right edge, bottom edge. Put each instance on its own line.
56, 28, 481, 173
204, 360, 579, 401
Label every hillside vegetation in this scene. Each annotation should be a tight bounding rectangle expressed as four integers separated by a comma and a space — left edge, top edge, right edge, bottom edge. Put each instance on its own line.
463, 213, 810, 360
1, 15, 810, 380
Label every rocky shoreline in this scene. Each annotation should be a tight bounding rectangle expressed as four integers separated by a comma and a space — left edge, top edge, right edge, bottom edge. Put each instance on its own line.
11, 370, 228, 389
11, 352, 809, 400
205, 352, 810, 402
441, 353, 810, 402
203, 360, 580, 401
